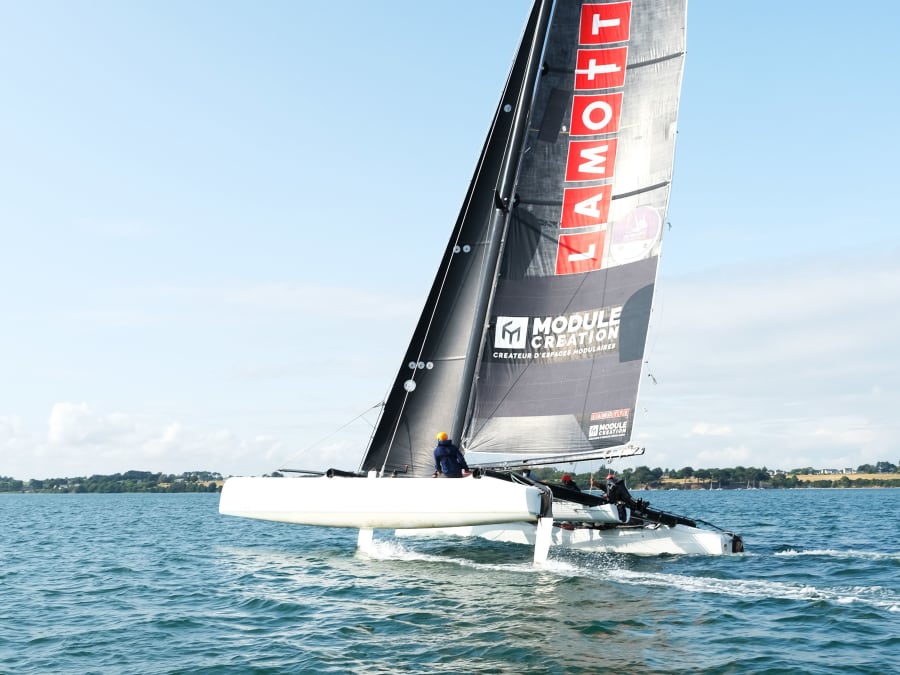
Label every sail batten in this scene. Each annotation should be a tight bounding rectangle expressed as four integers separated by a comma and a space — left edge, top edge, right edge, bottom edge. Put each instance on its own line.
467, 443, 646, 470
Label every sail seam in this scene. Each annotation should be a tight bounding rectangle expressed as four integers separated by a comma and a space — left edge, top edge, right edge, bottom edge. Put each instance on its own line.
542, 50, 684, 76
611, 181, 671, 201
517, 180, 670, 207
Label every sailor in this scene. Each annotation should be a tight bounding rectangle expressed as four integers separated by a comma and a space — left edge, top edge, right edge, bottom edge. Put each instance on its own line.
605, 472, 630, 521
561, 473, 581, 490
605, 472, 618, 498
432, 432, 469, 478
604, 471, 647, 516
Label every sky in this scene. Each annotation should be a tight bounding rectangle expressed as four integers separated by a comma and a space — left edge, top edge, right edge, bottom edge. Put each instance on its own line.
2, 1, 899, 481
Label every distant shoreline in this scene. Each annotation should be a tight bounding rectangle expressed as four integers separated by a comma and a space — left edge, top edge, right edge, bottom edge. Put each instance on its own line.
2, 469, 898, 494
653, 472, 900, 490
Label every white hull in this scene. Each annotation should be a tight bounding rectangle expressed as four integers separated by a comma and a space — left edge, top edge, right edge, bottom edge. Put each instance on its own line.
219, 475, 544, 529
396, 521, 737, 556
550, 499, 626, 524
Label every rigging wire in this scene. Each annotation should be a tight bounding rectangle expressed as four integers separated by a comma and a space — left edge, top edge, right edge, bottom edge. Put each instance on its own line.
373, 125, 497, 475
286, 401, 383, 462
371, 6, 541, 473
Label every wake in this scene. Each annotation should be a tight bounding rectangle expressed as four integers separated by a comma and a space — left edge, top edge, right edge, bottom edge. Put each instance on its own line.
608, 567, 900, 612
775, 548, 900, 561
357, 537, 899, 613
358, 537, 579, 575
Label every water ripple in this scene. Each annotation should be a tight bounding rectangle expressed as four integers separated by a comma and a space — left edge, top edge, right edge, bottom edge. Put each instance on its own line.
2, 490, 898, 673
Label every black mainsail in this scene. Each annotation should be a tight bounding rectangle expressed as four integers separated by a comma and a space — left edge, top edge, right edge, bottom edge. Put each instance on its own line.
360, 0, 687, 475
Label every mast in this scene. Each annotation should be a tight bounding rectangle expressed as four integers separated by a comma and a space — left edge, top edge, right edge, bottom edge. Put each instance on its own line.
358, 0, 557, 476
451, 0, 554, 446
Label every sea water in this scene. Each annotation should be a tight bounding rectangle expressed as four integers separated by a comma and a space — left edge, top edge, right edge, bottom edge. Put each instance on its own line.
1, 488, 897, 674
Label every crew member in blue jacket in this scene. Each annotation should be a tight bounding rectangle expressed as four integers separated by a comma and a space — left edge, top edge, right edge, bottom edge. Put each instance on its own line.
433, 431, 469, 477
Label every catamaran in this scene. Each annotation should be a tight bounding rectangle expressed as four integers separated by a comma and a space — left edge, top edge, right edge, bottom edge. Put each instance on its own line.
220, 0, 743, 559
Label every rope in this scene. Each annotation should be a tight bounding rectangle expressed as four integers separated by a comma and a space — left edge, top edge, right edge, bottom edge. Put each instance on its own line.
289, 402, 382, 460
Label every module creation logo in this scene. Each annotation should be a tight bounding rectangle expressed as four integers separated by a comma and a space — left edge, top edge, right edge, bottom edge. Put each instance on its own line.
588, 408, 631, 440
491, 306, 622, 363
495, 316, 529, 349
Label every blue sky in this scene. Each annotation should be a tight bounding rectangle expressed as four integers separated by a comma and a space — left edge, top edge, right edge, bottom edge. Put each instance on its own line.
2, 1, 898, 480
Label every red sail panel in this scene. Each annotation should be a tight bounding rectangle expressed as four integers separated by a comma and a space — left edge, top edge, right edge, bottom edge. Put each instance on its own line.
560, 184, 613, 229
570, 92, 624, 136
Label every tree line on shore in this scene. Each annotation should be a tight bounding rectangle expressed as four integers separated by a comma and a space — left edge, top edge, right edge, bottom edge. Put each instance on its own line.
1, 462, 898, 493
0, 470, 222, 493
535, 462, 900, 490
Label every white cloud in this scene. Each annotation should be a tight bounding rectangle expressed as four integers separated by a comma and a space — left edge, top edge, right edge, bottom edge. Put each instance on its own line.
689, 423, 732, 437
3, 249, 897, 481
48, 402, 133, 445
695, 444, 752, 466
633, 247, 900, 472
0, 415, 25, 440
1, 401, 368, 481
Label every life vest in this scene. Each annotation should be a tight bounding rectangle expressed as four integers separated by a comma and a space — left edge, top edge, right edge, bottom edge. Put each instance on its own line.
435, 441, 466, 476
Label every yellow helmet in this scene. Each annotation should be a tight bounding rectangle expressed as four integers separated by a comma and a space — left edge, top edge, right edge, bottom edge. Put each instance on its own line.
436, 431, 449, 441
